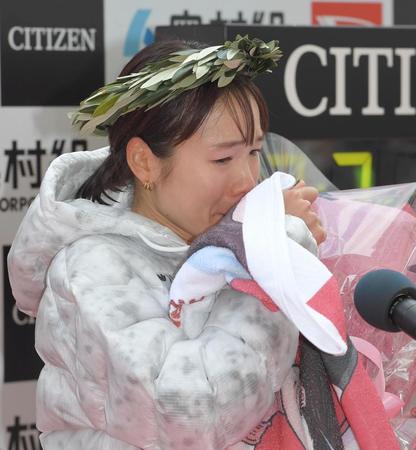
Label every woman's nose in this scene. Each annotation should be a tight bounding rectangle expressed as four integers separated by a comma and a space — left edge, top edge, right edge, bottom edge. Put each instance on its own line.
230, 164, 257, 197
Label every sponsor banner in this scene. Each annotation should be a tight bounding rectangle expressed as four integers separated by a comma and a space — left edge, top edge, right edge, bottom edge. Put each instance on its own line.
3, 381, 38, 450
104, 0, 392, 81
3, 246, 43, 383
157, 24, 416, 138
394, 0, 416, 24
0, 0, 104, 106
293, 136, 416, 189
104, 0, 313, 80
0, 109, 106, 203
312, 1, 383, 26
0, 107, 105, 446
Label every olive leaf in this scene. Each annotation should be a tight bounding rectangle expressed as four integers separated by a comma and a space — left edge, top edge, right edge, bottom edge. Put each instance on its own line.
141, 66, 180, 88
173, 73, 197, 89
197, 53, 218, 66
171, 64, 193, 84
223, 59, 241, 69
218, 74, 235, 87
195, 64, 210, 79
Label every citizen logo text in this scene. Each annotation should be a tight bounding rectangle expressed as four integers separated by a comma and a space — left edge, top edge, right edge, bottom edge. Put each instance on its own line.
8, 26, 96, 52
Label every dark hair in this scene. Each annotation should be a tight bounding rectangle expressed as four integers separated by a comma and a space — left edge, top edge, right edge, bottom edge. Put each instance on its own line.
76, 39, 269, 204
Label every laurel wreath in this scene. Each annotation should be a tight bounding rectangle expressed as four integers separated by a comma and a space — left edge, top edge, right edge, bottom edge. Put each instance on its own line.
69, 34, 282, 136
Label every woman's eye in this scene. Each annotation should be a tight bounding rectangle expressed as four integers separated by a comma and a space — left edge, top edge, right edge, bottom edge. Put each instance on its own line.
214, 157, 232, 164
250, 149, 261, 156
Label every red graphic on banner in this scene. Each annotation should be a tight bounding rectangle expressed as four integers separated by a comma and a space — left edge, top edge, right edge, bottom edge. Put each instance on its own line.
312, 2, 382, 26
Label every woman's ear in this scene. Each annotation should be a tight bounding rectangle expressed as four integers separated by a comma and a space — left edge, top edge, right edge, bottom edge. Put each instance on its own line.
126, 137, 160, 185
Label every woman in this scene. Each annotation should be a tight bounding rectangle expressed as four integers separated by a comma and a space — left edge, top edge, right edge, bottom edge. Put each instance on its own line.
9, 37, 329, 449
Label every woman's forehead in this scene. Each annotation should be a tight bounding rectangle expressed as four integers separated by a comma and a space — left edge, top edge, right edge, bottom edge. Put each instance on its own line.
199, 96, 262, 144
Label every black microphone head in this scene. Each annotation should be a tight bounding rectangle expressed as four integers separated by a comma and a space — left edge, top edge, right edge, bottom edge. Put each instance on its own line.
354, 269, 416, 332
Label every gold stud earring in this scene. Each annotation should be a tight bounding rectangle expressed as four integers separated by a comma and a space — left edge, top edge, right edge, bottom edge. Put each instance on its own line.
143, 181, 153, 191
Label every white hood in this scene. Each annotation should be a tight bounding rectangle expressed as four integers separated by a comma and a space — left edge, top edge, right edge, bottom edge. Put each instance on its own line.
7, 147, 188, 317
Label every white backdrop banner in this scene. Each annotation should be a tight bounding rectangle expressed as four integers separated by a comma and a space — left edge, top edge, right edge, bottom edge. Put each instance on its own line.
0, 107, 104, 449
104, 0, 392, 80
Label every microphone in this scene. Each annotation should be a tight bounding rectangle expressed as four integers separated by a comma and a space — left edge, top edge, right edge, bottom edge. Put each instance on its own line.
354, 269, 416, 339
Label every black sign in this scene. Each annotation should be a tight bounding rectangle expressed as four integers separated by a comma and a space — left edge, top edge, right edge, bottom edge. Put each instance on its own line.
156, 25, 416, 139
3, 246, 43, 382
0, 0, 104, 106
394, 0, 416, 25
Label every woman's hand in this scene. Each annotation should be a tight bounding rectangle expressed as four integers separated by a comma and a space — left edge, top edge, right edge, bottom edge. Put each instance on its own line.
283, 180, 326, 244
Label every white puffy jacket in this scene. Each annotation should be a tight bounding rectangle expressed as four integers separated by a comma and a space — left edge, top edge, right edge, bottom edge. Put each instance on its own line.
8, 147, 315, 450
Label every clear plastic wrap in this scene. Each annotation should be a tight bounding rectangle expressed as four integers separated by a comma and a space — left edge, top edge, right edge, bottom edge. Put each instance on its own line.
260, 132, 337, 191
262, 133, 416, 449
315, 185, 416, 449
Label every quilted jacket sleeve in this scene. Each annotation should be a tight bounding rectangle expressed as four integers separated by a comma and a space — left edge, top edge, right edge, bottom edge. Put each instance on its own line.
36, 235, 298, 450
155, 288, 299, 449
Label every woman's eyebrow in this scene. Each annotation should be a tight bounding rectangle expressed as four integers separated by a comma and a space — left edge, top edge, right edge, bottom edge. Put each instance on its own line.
210, 135, 264, 149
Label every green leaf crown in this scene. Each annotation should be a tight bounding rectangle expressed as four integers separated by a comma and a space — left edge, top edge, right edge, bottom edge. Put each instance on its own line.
69, 35, 283, 136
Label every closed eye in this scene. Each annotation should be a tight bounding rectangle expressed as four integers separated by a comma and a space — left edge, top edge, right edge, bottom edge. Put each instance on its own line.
214, 149, 261, 164
214, 157, 232, 164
